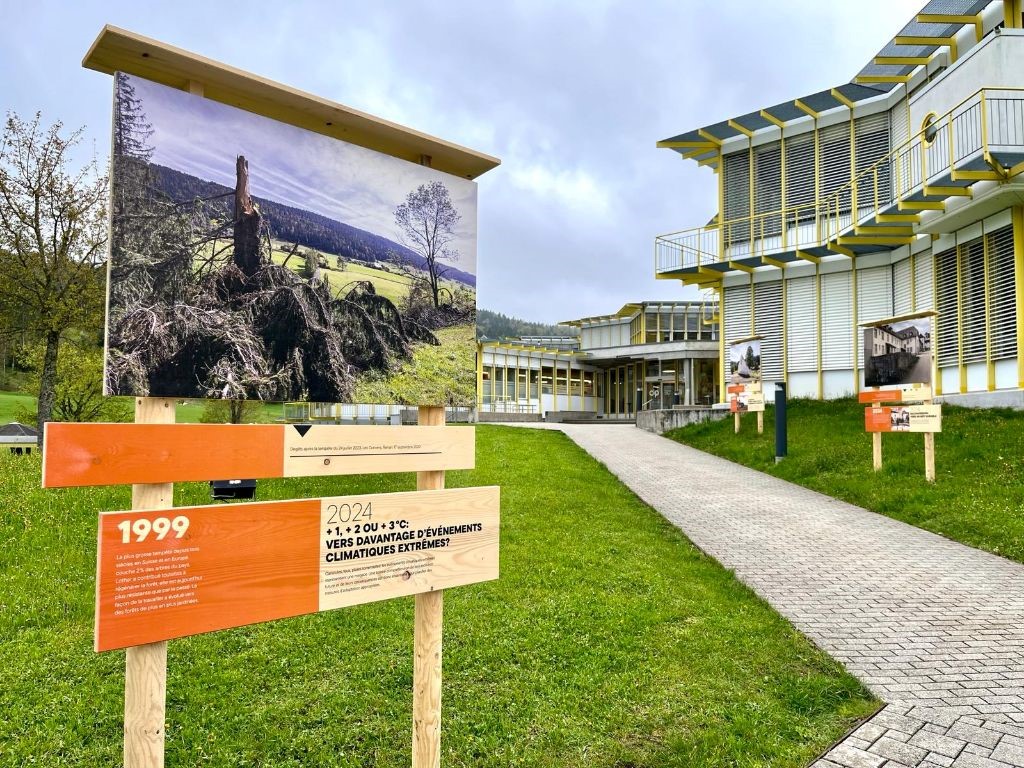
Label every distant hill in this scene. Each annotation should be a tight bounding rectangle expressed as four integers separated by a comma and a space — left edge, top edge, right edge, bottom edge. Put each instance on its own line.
476, 309, 579, 340
148, 164, 476, 287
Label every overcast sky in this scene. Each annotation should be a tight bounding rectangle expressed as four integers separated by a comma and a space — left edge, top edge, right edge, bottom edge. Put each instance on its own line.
1, 0, 922, 323
129, 75, 477, 274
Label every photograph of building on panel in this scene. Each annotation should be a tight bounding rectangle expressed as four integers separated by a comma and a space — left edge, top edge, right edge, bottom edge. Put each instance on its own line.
729, 338, 761, 384
889, 407, 911, 431
863, 317, 932, 389
106, 73, 478, 405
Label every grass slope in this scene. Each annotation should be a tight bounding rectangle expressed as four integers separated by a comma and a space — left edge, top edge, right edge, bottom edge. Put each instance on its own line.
667, 398, 1024, 563
0, 390, 35, 424
0, 426, 874, 766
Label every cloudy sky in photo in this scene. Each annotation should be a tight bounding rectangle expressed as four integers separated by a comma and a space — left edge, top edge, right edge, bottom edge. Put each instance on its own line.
126, 75, 477, 275
1, 0, 922, 323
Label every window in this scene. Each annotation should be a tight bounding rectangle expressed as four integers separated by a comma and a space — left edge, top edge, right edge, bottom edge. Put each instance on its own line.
723, 150, 751, 245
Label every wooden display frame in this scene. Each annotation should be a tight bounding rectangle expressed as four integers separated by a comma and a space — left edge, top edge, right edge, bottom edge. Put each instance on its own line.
60, 26, 502, 768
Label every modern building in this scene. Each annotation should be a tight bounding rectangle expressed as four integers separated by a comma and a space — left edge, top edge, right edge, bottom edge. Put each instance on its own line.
478, 299, 720, 419
655, 0, 1024, 407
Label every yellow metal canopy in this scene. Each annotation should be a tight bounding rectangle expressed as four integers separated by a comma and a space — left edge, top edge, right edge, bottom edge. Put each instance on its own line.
83, 25, 501, 180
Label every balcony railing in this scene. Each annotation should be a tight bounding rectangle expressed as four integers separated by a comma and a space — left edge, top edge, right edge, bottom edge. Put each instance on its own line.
655, 87, 1024, 275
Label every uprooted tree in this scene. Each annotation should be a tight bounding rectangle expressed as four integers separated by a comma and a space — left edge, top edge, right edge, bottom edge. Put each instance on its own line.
105, 74, 436, 402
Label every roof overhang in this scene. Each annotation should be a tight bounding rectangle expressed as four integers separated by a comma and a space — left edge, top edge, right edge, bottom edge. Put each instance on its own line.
83, 25, 500, 179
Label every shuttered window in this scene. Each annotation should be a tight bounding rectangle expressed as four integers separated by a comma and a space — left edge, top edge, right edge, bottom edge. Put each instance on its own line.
786, 275, 817, 372
855, 113, 891, 211
989, 225, 1017, 360
819, 122, 852, 207
961, 237, 986, 365
821, 271, 853, 369
785, 132, 815, 217
723, 150, 750, 245
935, 246, 959, 367
891, 99, 911, 198
857, 266, 893, 325
754, 281, 784, 380
915, 250, 934, 311
754, 141, 782, 238
724, 283, 752, 383
893, 258, 913, 316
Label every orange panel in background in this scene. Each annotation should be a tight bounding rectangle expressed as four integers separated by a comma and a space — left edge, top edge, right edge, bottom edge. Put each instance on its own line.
43, 423, 283, 487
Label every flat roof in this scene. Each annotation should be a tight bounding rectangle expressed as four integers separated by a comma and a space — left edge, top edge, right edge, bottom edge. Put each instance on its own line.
83, 25, 500, 180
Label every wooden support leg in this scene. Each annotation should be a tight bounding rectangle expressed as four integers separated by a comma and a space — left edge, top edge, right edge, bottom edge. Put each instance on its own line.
924, 431, 936, 482
734, 413, 740, 434
872, 432, 883, 472
757, 411, 764, 435
414, 405, 445, 768
125, 397, 175, 768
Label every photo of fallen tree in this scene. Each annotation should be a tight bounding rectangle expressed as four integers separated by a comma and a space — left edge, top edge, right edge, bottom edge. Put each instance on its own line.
106, 73, 478, 405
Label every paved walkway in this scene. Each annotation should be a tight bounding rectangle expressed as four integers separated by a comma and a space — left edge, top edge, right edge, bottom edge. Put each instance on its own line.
533, 423, 1024, 768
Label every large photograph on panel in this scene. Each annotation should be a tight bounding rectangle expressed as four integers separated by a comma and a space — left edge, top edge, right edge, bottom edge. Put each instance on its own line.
106, 73, 477, 405
862, 315, 932, 388
728, 337, 761, 384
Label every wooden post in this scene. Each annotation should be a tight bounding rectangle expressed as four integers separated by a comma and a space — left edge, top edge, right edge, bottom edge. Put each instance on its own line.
125, 397, 175, 768
413, 405, 445, 768
734, 412, 740, 434
872, 432, 883, 472
756, 411, 764, 435
924, 431, 936, 482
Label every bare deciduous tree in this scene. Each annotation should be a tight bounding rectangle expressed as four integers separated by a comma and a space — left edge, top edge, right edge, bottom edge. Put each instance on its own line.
393, 180, 460, 309
0, 112, 108, 446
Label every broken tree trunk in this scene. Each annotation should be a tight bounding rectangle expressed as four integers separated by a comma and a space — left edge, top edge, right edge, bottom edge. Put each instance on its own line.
233, 155, 262, 277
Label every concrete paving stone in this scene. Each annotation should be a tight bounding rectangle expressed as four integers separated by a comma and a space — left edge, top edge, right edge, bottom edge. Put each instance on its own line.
910, 730, 968, 758
539, 425, 1024, 768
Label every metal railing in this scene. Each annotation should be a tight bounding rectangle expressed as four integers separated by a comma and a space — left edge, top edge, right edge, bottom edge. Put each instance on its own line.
655, 87, 1024, 274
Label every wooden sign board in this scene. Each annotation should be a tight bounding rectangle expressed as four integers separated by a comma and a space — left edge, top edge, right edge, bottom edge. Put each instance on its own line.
728, 383, 764, 413
95, 486, 499, 652
42, 423, 474, 488
865, 404, 942, 433
858, 383, 932, 404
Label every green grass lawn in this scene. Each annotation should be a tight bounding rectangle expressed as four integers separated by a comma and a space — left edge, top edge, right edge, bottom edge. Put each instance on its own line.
0, 389, 35, 424
667, 398, 1024, 563
0, 425, 875, 767
0, 391, 283, 425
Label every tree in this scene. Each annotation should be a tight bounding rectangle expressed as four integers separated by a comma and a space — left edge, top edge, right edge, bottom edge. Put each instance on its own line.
0, 113, 108, 446
199, 398, 264, 424
15, 341, 130, 425
393, 180, 461, 309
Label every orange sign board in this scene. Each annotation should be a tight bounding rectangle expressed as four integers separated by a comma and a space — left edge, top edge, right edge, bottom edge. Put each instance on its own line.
95, 486, 499, 652
43, 423, 474, 488
858, 384, 932, 404
864, 404, 942, 433
728, 383, 764, 413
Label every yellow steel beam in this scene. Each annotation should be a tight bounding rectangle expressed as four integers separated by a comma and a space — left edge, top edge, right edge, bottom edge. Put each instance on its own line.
697, 266, 724, 280
951, 168, 1002, 181
830, 88, 857, 110
827, 241, 855, 257
877, 213, 921, 223
873, 55, 932, 66
728, 260, 756, 273
760, 109, 786, 129
697, 154, 720, 168
856, 75, 912, 84
794, 99, 820, 119
760, 255, 788, 269
794, 250, 821, 264
916, 13, 982, 41
681, 146, 712, 160
697, 129, 723, 147
656, 140, 716, 149
727, 119, 755, 139
894, 35, 957, 62
898, 200, 946, 211
837, 235, 915, 247
854, 225, 915, 236
1007, 0, 1023, 29
923, 185, 973, 197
